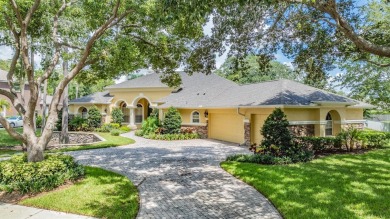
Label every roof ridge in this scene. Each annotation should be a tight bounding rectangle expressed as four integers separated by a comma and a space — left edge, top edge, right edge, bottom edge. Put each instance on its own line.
286, 79, 359, 103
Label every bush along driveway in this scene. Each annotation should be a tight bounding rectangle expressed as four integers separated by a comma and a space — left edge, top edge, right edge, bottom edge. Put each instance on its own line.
69, 132, 282, 219
221, 147, 390, 219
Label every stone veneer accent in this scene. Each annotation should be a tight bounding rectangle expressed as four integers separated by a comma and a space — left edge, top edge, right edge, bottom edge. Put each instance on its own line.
181, 124, 208, 138
48, 132, 102, 148
288, 124, 315, 137
244, 121, 251, 146
342, 123, 364, 130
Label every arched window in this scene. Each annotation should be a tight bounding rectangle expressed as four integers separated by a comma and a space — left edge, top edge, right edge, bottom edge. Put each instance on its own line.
191, 111, 200, 123
120, 102, 127, 114
325, 112, 333, 136
81, 107, 88, 119
135, 103, 143, 123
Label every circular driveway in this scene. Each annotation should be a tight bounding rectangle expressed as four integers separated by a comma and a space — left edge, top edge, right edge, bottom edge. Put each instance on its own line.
69, 132, 281, 219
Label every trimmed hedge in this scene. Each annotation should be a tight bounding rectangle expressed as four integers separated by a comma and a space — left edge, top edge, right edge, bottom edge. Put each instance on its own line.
295, 136, 342, 154
226, 154, 294, 165
0, 154, 84, 194
144, 133, 200, 141
110, 129, 121, 136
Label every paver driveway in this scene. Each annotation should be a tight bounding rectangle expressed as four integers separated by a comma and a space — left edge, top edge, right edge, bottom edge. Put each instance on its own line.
69, 132, 281, 219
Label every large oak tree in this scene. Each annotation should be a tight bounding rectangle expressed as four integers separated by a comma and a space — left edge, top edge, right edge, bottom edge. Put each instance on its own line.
0, 0, 205, 162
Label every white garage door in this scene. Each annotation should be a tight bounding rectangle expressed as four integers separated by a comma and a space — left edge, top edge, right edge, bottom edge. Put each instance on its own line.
208, 113, 244, 144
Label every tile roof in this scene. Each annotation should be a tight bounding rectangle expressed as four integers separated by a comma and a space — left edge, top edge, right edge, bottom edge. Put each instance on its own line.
69, 71, 374, 109
69, 91, 113, 104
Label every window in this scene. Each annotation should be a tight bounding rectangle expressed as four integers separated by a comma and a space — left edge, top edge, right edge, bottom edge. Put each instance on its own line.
325, 113, 333, 136
81, 108, 88, 119
191, 111, 200, 123
135, 104, 143, 123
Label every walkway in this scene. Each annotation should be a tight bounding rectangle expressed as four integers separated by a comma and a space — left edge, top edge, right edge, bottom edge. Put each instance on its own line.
0, 202, 95, 219
69, 132, 282, 219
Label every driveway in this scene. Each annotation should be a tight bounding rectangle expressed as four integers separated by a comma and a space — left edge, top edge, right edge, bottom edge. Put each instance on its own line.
69, 132, 281, 219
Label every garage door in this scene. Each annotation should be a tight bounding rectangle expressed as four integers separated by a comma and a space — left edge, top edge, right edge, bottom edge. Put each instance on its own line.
208, 113, 244, 144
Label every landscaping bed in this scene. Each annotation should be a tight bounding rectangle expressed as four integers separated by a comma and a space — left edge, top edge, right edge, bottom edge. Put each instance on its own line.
0, 163, 139, 219
221, 147, 390, 219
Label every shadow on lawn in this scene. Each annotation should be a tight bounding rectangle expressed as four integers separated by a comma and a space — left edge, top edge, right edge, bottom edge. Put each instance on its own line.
222, 148, 390, 219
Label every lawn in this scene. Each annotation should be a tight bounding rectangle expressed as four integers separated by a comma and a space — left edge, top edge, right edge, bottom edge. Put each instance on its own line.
221, 147, 390, 219
0, 128, 23, 147
20, 166, 139, 219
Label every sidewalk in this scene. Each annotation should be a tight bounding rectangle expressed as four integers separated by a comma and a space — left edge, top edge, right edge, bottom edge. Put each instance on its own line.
0, 202, 95, 219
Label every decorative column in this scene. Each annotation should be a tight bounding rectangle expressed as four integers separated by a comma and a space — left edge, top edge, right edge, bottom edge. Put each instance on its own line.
128, 106, 137, 129
244, 119, 251, 146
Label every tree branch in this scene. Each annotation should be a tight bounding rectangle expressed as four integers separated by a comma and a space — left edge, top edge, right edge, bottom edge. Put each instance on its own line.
24, 0, 41, 26
0, 116, 26, 143
282, 0, 390, 58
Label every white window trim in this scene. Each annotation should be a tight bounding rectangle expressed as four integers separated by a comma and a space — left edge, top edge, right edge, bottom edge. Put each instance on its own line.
191, 110, 200, 124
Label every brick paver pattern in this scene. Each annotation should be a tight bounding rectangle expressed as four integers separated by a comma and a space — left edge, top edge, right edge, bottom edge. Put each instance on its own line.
69, 132, 282, 219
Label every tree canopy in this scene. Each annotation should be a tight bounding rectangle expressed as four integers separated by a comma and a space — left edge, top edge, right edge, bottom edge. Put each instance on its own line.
0, 0, 207, 162
166, 0, 390, 76
215, 56, 303, 84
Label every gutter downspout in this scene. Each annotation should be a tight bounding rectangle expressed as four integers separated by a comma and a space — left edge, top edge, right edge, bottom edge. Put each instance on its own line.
237, 107, 245, 117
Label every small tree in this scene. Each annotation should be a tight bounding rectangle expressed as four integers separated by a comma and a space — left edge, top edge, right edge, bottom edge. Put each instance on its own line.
162, 107, 182, 134
111, 108, 124, 125
261, 108, 292, 151
88, 106, 102, 128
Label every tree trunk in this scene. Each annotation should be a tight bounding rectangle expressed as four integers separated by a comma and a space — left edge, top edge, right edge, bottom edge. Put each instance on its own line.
26, 140, 44, 162
41, 80, 48, 128
60, 54, 69, 144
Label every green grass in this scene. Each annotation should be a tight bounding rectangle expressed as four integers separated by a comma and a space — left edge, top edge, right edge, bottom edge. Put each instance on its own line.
53, 132, 135, 152
20, 166, 139, 219
0, 128, 23, 147
221, 148, 390, 219
0, 149, 21, 158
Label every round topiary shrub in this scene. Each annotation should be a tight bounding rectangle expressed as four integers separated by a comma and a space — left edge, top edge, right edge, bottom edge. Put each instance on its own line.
111, 108, 124, 125
162, 107, 182, 134
88, 106, 102, 128
0, 153, 84, 194
110, 129, 121, 136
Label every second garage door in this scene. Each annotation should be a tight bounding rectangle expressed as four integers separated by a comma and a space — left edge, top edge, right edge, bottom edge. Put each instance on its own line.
208, 113, 244, 144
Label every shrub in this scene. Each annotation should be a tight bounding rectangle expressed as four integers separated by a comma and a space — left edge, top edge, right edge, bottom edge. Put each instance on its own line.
226, 154, 294, 165
87, 106, 102, 128
120, 126, 131, 132
162, 107, 182, 134
110, 123, 121, 129
95, 124, 110, 133
295, 136, 341, 154
359, 130, 389, 148
144, 133, 200, 141
141, 116, 160, 135
110, 129, 121, 136
261, 108, 292, 154
135, 129, 144, 136
69, 116, 87, 131
111, 108, 124, 125
337, 126, 362, 151
0, 154, 84, 194
36, 115, 43, 128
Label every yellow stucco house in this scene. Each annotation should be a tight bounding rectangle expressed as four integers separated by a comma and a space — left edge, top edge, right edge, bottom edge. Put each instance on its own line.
69, 72, 373, 145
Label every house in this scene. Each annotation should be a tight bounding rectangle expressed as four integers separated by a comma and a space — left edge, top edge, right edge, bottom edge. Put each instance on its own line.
69, 72, 373, 145
0, 69, 54, 117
